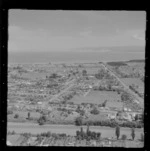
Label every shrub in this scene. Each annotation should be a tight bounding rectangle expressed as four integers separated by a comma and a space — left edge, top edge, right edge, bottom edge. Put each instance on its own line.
21, 133, 32, 138
121, 134, 127, 141
90, 108, 100, 115
82, 69, 87, 76
102, 100, 108, 107
40, 131, 51, 137
8, 130, 16, 135
75, 116, 83, 126
76, 130, 81, 139
37, 115, 47, 125
14, 114, 19, 118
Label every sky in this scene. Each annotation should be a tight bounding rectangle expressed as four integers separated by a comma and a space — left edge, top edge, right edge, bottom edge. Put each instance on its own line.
8, 10, 146, 52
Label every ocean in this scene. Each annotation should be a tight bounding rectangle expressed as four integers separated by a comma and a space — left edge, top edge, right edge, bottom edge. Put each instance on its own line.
8, 47, 145, 64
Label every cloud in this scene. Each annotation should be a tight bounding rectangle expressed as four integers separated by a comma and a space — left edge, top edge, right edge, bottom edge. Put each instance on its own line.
8, 25, 145, 53
8, 25, 79, 52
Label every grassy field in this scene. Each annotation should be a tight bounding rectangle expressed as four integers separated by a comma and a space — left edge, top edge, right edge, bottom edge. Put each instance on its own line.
69, 90, 122, 107
8, 111, 41, 122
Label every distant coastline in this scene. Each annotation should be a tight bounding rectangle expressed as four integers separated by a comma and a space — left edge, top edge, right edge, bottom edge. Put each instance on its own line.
8, 51, 145, 64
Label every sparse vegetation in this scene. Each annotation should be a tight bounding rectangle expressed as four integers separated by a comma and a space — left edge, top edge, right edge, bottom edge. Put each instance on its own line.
7, 60, 144, 147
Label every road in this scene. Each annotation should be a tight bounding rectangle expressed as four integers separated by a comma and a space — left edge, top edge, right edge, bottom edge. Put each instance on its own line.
49, 79, 76, 101
101, 63, 144, 107
7, 122, 143, 140
42, 79, 76, 107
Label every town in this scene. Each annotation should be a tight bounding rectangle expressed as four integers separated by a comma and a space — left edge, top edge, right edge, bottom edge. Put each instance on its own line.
7, 60, 144, 147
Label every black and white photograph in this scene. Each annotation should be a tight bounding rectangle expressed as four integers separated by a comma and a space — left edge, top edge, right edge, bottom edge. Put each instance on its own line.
6, 10, 145, 147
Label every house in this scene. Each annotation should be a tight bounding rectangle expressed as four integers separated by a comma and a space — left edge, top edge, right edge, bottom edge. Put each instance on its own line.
108, 113, 116, 120
37, 102, 42, 105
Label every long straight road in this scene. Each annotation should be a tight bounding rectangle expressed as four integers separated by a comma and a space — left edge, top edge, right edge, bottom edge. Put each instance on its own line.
49, 79, 76, 102
7, 122, 143, 140
42, 79, 76, 107
101, 63, 144, 107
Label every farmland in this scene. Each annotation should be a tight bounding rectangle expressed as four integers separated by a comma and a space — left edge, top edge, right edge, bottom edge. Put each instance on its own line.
7, 60, 145, 146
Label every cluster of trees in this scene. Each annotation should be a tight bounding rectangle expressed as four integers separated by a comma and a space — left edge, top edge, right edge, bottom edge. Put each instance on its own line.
82, 69, 87, 76
14, 114, 19, 119
76, 126, 101, 141
37, 115, 47, 125
75, 125, 136, 142
95, 69, 106, 80
7, 130, 16, 135
121, 91, 133, 102
76, 106, 85, 116
129, 85, 144, 98
90, 108, 100, 115
75, 117, 143, 128
120, 91, 142, 111
98, 100, 108, 108
116, 126, 136, 141
107, 62, 127, 67
62, 93, 74, 101
75, 116, 83, 126
21, 132, 32, 138
49, 73, 59, 79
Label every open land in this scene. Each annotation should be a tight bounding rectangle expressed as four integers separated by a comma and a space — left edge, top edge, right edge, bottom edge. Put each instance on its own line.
7, 60, 145, 147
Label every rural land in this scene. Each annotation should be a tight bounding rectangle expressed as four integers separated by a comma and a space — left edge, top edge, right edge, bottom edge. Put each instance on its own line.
7, 59, 145, 147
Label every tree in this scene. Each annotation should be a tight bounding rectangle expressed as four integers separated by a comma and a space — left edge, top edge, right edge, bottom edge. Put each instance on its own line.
82, 69, 87, 76
96, 132, 101, 140
122, 134, 127, 141
86, 124, 90, 136
90, 108, 100, 115
27, 112, 30, 119
102, 100, 108, 107
37, 115, 47, 125
121, 91, 132, 102
76, 130, 80, 139
115, 126, 120, 140
75, 116, 83, 126
14, 114, 19, 119
135, 114, 139, 121
121, 134, 127, 147
80, 127, 84, 139
95, 69, 105, 79
50, 73, 57, 79
131, 128, 135, 140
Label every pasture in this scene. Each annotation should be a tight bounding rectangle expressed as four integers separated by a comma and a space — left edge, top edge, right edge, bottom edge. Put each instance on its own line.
69, 90, 123, 109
